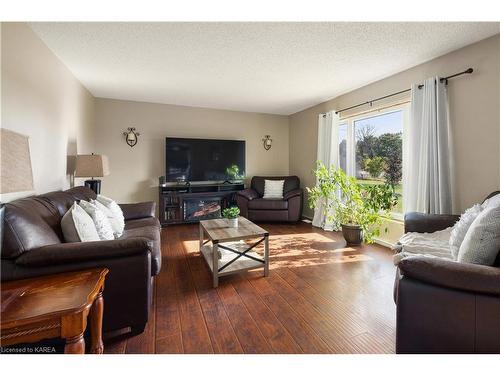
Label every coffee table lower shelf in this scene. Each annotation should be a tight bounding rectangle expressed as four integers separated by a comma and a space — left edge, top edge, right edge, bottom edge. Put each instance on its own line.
201, 242, 266, 278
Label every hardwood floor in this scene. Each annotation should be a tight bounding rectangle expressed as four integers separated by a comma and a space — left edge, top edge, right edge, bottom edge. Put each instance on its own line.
104, 222, 397, 354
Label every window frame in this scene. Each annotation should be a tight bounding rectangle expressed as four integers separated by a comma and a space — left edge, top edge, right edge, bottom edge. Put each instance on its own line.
337, 102, 410, 221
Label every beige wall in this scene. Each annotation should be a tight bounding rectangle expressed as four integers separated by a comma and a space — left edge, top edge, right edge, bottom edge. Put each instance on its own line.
94, 98, 289, 205
290, 34, 500, 221
1, 22, 95, 202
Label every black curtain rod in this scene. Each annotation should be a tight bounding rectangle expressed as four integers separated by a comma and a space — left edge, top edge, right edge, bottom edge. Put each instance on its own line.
330, 68, 473, 115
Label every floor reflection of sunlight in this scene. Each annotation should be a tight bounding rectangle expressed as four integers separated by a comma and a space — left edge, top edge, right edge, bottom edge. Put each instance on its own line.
182, 231, 374, 270
271, 253, 373, 269
330, 248, 357, 254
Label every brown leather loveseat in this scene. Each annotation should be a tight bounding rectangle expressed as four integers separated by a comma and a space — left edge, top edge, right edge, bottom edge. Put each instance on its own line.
236, 176, 303, 222
1, 186, 162, 336
394, 191, 500, 353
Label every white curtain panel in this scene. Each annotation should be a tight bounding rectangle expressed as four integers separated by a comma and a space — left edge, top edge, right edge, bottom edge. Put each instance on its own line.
404, 77, 454, 214
312, 111, 340, 229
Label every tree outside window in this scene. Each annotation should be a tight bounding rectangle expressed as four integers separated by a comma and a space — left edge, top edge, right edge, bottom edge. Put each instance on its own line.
354, 111, 403, 213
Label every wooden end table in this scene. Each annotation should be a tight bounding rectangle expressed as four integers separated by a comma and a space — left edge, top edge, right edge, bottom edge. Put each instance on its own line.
1, 268, 108, 354
199, 216, 269, 288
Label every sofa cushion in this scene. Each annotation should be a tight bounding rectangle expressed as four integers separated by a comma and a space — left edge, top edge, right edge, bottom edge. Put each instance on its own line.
251, 176, 300, 197
458, 204, 500, 266
263, 180, 285, 199
481, 192, 500, 209
2, 199, 61, 259
61, 202, 100, 242
94, 199, 124, 238
79, 200, 114, 241
249, 209, 289, 222
248, 198, 288, 210
393, 227, 453, 265
121, 226, 159, 241
125, 217, 161, 230
96, 195, 125, 237
449, 204, 483, 260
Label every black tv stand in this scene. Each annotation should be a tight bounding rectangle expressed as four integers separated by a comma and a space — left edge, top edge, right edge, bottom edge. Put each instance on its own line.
159, 182, 245, 226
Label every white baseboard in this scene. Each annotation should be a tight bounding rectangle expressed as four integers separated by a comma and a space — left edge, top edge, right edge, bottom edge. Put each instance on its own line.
374, 237, 395, 249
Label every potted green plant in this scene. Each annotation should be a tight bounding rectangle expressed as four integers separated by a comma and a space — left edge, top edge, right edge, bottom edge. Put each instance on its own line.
225, 164, 245, 182
222, 206, 240, 228
307, 162, 398, 245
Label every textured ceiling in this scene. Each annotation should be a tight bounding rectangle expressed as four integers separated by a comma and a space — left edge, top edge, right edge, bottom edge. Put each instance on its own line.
30, 22, 500, 115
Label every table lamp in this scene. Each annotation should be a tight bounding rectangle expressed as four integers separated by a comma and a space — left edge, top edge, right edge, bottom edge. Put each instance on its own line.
74, 154, 109, 194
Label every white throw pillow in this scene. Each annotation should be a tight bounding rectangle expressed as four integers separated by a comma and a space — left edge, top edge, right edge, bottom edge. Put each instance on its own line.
458, 205, 500, 265
96, 195, 125, 236
61, 202, 100, 242
263, 180, 285, 199
481, 193, 500, 210
93, 199, 123, 238
78, 200, 114, 240
394, 227, 453, 265
449, 204, 483, 260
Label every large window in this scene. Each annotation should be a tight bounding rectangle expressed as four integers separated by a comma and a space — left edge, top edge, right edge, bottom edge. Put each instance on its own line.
337, 104, 408, 216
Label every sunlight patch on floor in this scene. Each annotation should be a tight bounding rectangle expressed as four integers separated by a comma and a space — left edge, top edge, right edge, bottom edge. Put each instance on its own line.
270, 253, 373, 269
181, 231, 374, 270
330, 248, 358, 254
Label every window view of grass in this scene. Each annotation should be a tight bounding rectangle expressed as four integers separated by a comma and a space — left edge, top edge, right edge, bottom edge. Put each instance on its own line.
354, 111, 403, 213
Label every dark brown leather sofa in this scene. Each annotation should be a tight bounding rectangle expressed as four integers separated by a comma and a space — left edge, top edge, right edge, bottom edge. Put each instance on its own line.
1, 186, 162, 336
394, 191, 500, 353
236, 176, 303, 222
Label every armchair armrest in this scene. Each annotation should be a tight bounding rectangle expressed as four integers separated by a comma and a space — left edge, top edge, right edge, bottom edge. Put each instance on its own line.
16, 238, 152, 267
284, 188, 303, 200
120, 202, 156, 220
404, 212, 459, 233
398, 256, 500, 296
236, 189, 259, 201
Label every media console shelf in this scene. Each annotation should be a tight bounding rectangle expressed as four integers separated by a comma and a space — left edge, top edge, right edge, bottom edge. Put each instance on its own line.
159, 182, 245, 226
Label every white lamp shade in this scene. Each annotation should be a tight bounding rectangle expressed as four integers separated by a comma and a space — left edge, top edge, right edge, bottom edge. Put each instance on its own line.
0, 129, 34, 194
75, 154, 110, 178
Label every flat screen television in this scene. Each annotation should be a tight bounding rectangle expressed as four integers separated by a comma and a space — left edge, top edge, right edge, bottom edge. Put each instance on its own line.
165, 137, 246, 183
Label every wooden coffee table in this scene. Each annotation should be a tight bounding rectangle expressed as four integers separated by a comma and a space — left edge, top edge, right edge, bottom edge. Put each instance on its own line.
199, 216, 269, 288
1, 268, 108, 354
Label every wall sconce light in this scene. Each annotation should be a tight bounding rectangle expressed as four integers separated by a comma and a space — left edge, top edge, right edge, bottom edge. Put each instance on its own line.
262, 135, 272, 151
123, 127, 140, 147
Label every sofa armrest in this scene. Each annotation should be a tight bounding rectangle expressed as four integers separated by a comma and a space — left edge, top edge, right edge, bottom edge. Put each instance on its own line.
236, 189, 259, 201
404, 212, 460, 233
398, 256, 500, 296
16, 238, 152, 267
284, 188, 303, 200
120, 202, 156, 220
